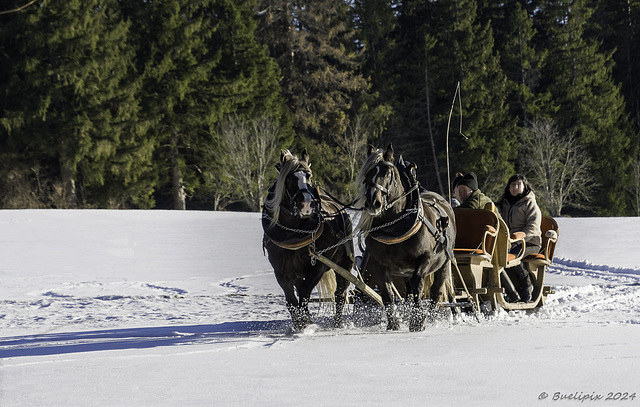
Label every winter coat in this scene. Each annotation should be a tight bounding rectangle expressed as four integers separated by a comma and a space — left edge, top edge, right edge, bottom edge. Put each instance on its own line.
459, 189, 494, 211
497, 191, 542, 247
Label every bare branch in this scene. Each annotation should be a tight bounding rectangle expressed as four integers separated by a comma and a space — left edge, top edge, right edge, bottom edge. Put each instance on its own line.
217, 114, 280, 211
519, 117, 597, 216
0, 0, 38, 15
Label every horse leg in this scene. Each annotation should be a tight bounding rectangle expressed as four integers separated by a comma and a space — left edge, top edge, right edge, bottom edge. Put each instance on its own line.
275, 272, 309, 331
434, 261, 454, 304
294, 281, 316, 328
409, 272, 427, 332
333, 254, 353, 328
333, 271, 350, 328
423, 261, 452, 325
366, 259, 399, 330
283, 291, 309, 332
382, 281, 400, 330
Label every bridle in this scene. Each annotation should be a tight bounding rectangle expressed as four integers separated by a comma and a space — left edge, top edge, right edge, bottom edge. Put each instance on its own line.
366, 161, 403, 211
284, 168, 320, 217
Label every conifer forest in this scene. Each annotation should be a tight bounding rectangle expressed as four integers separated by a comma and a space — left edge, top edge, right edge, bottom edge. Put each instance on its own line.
1, 0, 639, 216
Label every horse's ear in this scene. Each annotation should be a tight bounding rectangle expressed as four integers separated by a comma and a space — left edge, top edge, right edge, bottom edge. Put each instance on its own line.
384, 143, 394, 162
397, 155, 405, 167
300, 148, 310, 164
280, 149, 294, 165
367, 144, 376, 156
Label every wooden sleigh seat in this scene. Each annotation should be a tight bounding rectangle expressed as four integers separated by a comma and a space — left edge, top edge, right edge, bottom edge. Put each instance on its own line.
491, 215, 559, 310
523, 216, 559, 266
453, 208, 499, 262
522, 215, 559, 304
453, 203, 559, 312
452, 208, 500, 306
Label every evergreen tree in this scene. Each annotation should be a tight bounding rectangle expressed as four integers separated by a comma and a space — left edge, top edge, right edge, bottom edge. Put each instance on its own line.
256, 0, 374, 197
353, 0, 399, 98
537, 0, 635, 215
124, 0, 289, 209
0, 0, 153, 208
483, 1, 553, 124
587, 0, 640, 134
442, 0, 517, 197
372, 0, 443, 191
384, 0, 516, 197
261, 0, 369, 139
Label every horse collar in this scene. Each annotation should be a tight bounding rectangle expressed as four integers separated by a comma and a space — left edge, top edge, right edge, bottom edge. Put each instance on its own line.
262, 213, 325, 251
269, 222, 325, 250
369, 194, 423, 245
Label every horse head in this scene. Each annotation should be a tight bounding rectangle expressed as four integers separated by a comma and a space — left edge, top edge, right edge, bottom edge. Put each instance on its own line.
266, 149, 319, 223
357, 143, 404, 217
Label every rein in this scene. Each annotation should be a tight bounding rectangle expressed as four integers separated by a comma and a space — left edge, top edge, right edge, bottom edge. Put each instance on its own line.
384, 183, 420, 211
309, 161, 421, 215
317, 186, 362, 213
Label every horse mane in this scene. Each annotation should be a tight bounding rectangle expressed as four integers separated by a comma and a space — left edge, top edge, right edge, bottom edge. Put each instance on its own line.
263, 150, 308, 226
354, 149, 385, 236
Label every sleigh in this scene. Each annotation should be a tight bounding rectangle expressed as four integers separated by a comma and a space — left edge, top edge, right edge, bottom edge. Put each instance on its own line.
452, 206, 558, 312
313, 207, 558, 316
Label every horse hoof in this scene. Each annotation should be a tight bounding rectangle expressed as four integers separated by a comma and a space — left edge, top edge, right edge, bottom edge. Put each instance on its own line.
386, 320, 401, 331
292, 322, 305, 332
409, 322, 425, 332
292, 317, 313, 332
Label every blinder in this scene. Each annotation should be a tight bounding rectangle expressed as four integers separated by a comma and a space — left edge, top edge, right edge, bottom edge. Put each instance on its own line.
286, 168, 319, 216
366, 161, 398, 208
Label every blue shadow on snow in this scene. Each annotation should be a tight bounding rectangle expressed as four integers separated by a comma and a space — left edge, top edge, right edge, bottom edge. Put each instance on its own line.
0, 320, 290, 359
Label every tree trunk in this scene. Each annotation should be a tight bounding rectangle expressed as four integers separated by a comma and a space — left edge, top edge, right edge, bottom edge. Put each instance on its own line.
171, 133, 186, 210
424, 46, 444, 196
60, 163, 78, 208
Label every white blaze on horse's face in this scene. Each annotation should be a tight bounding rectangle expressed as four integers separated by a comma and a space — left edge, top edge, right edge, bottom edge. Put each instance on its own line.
294, 170, 314, 217
367, 167, 380, 215
367, 166, 387, 216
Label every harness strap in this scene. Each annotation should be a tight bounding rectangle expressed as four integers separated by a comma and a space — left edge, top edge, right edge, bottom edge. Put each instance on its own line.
419, 199, 454, 261
317, 186, 362, 213
385, 183, 419, 211
267, 221, 325, 250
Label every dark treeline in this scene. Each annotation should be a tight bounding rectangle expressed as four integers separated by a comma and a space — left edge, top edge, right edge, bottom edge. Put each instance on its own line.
1, 0, 639, 216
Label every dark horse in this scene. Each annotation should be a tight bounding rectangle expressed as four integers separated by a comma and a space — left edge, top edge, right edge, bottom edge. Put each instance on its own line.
355, 144, 456, 331
262, 149, 354, 331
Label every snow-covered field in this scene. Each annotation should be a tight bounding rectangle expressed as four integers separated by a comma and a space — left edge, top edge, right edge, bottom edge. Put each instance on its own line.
1, 210, 639, 406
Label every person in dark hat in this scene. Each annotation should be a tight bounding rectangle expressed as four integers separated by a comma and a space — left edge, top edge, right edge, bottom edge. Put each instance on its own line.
452, 172, 494, 210
453, 171, 525, 302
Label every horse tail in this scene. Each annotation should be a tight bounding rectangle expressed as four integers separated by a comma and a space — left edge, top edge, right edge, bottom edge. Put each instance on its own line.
443, 261, 455, 303
316, 269, 337, 302
421, 262, 455, 304
422, 273, 434, 299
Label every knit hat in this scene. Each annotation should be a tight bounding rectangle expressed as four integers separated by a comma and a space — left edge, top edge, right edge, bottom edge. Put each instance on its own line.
453, 172, 478, 192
